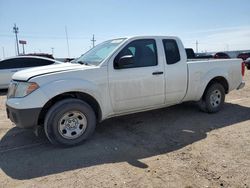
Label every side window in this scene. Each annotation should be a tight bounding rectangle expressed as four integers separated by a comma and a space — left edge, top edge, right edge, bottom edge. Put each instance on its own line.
16, 58, 32, 68
114, 39, 157, 69
0, 58, 54, 70
28, 59, 54, 67
0, 59, 18, 69
0, 59, 26, 69
18, 58, 54, 67
163, 39, 180, 65
40, 59, 54, 66
15, 58, 37, 68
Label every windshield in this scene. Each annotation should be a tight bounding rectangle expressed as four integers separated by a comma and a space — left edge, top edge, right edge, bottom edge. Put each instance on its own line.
72, 38, 125, 66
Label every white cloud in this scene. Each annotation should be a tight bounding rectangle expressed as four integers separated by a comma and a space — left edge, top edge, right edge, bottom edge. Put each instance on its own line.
183, 26, 250, 52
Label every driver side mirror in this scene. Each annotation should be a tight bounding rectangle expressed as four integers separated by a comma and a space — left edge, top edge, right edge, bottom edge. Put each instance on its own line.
116, 55, 134, 69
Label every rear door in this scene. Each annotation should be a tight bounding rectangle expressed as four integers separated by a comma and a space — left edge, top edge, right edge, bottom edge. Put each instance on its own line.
108, 39, 165, 113
163, 39, 188, 105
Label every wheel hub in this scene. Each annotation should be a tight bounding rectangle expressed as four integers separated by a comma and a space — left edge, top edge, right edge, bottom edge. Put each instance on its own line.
210, 89, 221, 108
66, 118, 78, 130
58, 111, 87, 140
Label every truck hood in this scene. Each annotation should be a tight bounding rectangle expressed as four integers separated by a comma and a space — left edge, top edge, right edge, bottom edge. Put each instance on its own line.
12, 63, 92, 81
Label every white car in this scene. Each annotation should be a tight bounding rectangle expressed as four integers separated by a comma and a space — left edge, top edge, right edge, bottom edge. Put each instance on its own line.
0, 56, 60, 89
6, 36, 245, 146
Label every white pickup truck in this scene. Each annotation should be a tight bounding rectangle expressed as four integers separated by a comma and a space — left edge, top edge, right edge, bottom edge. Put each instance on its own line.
6, 36, 245, 146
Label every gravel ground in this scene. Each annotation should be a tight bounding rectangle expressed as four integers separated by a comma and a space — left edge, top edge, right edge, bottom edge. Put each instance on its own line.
0, 72, 249, 188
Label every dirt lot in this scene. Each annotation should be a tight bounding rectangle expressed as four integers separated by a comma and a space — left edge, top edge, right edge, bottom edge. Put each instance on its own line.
0, 73, 250, 188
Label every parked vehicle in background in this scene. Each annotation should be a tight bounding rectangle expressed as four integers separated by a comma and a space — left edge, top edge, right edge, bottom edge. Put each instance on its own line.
6, 36, 245, 146
185, 48, 213, 59
0, 56, 60, 89
196, 54, 213, 59
20, 53, 54, 59
244, 58, 250, 70
185, 48, 196, 59
237, 52, 250, 60
214, 52, 230, 59
55, 58, 75, 62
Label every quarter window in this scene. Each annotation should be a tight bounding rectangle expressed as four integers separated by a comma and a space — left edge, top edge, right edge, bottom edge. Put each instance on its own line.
163, 39, 181, 65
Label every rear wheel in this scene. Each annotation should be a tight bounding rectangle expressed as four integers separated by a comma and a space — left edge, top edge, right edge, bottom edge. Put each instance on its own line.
44, 98, 96, 146
199, 83, 225, 113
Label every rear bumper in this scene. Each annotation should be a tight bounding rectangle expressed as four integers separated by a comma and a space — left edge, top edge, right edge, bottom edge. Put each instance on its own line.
6, 105, 41, 128
237, 81, 245, 90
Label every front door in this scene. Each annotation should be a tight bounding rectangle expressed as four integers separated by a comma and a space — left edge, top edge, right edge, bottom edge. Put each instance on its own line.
108, 39, 165, 113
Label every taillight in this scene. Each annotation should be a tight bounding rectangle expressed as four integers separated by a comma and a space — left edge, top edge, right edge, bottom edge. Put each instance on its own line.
241, 61, 245, 77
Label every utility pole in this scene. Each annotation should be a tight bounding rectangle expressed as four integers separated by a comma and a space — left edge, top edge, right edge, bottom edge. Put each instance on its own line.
195, 40, 199, 53
51, 47, 54, 56
13, 24, 20, 55
2, 47, 5, 59
65, 26, 70, 58
91, 34, 96, 48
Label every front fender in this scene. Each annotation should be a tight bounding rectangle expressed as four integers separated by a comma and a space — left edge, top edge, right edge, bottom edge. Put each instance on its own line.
40, 78, 104, 109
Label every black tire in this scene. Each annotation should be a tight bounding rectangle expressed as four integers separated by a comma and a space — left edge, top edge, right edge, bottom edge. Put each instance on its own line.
199, 83, 225, 113
44, 98, 96, 146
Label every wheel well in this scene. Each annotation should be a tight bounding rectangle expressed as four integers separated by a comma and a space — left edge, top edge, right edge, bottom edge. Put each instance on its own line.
38, 92, 102, 125
202, 76, 229, 99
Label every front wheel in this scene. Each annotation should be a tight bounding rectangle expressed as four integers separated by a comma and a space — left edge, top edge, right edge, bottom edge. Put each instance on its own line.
44, 99, 96, 146
199, 83, 225, 113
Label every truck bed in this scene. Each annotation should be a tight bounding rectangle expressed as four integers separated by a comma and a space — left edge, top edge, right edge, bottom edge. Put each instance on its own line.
183, 58, 242, 102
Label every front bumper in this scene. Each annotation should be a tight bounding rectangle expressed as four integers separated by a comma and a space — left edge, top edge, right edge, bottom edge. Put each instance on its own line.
6, 105, 42, 128
237, 81, 245, 90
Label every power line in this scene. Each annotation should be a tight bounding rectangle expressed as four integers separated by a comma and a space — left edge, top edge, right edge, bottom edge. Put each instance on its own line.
13, 23, 20, 55
0, 33, 92, 40
91, 34, 96, 48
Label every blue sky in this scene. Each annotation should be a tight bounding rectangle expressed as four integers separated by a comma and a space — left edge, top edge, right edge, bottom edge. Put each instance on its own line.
0, 0, 250, 58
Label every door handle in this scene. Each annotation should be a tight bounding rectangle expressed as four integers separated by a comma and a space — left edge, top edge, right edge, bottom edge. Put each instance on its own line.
152, 71, 163, 75
11, 70, 18, 73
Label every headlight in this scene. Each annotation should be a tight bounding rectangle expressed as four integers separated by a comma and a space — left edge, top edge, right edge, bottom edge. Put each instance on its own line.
7, 81, 39, 98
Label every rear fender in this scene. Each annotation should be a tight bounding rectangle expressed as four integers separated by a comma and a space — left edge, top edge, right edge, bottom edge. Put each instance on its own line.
196, 68, 230, 100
